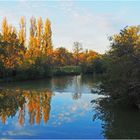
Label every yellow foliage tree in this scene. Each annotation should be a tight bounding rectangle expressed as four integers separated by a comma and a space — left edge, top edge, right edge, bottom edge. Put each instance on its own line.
43, 18, 53, 55
37, 17, 43, 52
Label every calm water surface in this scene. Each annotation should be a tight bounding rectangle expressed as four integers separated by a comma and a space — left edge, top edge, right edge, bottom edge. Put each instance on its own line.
0, 75, 140, 139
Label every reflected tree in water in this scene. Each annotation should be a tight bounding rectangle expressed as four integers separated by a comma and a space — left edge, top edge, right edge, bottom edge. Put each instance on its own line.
0, 89, 25, 124
51, 76, 73, 91
0, 89, 52, 126
18, 104, 25, 126
42, 91, 52, 123
91, 98, 140, 139
72, 75, 82, 100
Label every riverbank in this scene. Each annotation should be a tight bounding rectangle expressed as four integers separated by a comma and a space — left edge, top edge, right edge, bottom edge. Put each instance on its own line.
0, 66, 84, 82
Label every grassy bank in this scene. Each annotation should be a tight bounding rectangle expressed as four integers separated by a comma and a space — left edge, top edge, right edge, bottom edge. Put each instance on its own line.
52, 66, 81, 76
0, 66, 82, 82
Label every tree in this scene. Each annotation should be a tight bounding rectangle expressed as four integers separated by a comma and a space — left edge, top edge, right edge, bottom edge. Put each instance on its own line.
92, 56, 105, 74
53, 47, 74, 66
1, 17, 9, 41
0, 18, 25, 71
102, 26, 140, 108
37, 17, 43, 53
0, 16, 100, 80
73, 42, 83, 65
28, 17, 38, 57
18, 17, 26, 46
43, 18, 53, 55
18, 17, 26, 59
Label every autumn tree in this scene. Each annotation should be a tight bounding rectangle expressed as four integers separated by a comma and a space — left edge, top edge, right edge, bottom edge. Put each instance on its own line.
53, 47, 74, 66
0, 16, 100, 80
18, 17, 26, 59
18, 17, 26, 46
73, 42, 83, 65
28, 17, 38, 57
1, 17, 9, 41
37, 17, 43, 53
43, 18, 53, 55
27, 17, 53, 64
79, 49, 98, 73
0, 18, 25, 72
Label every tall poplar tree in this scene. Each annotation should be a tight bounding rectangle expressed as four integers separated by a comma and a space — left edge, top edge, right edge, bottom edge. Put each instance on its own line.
29, 17, 38, 57
43, 18, 53, 55
18, 17, 26, 57
37, 17, 43, 52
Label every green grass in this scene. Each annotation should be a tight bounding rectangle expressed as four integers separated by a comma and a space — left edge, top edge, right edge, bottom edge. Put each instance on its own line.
0, 66, 82, 82
52, 66, 82, 76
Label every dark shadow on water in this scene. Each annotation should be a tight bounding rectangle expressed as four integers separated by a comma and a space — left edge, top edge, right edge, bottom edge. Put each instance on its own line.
91, 97, 140, 139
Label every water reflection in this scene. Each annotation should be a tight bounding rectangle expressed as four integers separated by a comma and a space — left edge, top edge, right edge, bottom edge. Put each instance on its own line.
72, 75, 82, 100
51, 76, 74, 91
1, 75, 140, 139
0, 75, 97, 93
92, 98, 140, 139
0, 89, 52, 126
0, 75, 105, 139
0, 75, 96, 127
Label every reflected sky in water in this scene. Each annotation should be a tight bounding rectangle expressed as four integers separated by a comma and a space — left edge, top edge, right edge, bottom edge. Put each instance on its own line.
0, 75, 104, 139
1, 75, 140, 139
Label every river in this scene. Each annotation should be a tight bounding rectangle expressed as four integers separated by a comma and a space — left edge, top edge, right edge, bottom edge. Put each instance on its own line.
0, 75, 140, 139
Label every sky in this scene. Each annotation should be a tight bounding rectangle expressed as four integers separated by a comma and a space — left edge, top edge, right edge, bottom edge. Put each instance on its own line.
0, 0, 140, 54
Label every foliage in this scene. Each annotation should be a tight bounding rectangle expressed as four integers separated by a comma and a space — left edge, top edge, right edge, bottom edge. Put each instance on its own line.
101, 26, 140, 108
52, 47, 74, 66
92, 56, 106, 74
0, 17, 100, 81
53, 66, 81, 76
92, 98, 140, 139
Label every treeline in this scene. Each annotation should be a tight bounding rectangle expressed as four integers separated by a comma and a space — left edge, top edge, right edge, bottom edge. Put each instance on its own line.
0, 17, 99, 81
92, 26, 140, 109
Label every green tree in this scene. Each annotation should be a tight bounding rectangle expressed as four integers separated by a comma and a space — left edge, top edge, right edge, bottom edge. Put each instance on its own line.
102, 26, 140, 108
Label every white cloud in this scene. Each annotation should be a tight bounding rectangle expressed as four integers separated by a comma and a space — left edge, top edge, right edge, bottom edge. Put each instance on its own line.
0, 1, 130, 53
3, 130, 33, 136
52, 2, 117, 53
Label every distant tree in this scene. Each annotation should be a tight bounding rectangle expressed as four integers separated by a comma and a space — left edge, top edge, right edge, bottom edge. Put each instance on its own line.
73, 42, 83, 65
53, 47, 74, 66
0, 16, 100, 80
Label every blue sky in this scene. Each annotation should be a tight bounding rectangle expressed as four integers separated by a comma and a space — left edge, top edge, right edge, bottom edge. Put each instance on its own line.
0, 1, 140, 53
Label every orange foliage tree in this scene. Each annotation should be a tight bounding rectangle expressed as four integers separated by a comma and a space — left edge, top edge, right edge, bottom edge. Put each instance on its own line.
0, 17, 99, 79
